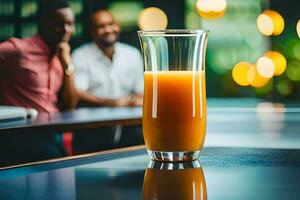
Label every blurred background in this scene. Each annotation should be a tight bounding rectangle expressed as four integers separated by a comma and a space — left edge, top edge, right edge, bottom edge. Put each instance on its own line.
0, 0, 299, 100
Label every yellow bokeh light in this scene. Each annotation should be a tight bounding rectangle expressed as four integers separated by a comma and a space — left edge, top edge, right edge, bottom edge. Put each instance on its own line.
257, 14, 274, 36
257, 10, 285, 36
232, 62, 252, 86
138, 7, 168, 30
247, 57, 275, 88
232, 58, 275, 88
196, 0, 227, 20
264, 10, 285, 36
264, 51, 287, 76
297, 19, 300, 38
247, 65, 271, 88
256, 56, 275, 78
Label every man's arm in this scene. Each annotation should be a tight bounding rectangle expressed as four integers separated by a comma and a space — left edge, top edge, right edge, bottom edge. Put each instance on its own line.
0, 40, 19, 103
78, 90, 134, 107
128, 93, 143, 106
57, 43, 79, 110
0, 39, 19, 69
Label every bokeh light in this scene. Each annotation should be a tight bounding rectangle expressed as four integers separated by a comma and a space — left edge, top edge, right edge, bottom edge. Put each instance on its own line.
256, 56, 275, 78
138, 7, 168, 30
196, 0, 227, 20
247, 64, 271, 88
297, 19, 300, 38
257, 10, 284, 36
286, 60, 300, 81
264, 51, 287, 76
109, 1, 143, 30
232, 61, 252, 86
247, 57, 275, 88
257, 13, 273, 36
232, 57, 276, 88
265, 10, 285, 35
292, 41, 300, 60
277, 79, 293, 96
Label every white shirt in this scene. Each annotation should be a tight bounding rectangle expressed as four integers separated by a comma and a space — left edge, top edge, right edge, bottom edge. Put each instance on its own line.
72, 42, 144, 99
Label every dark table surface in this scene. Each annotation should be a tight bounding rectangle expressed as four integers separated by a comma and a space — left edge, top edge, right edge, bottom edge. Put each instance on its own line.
0, 97, 293, 133
0, 98, 300, 199
0, 146, 299, 200
0, 107, 142, 133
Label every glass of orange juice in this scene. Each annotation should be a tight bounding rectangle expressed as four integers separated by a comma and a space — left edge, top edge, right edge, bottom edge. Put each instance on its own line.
143, 161, 207, 200
138, 30, 208, 162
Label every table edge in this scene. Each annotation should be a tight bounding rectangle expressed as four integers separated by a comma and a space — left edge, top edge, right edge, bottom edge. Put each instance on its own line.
0, 145, 146, 171
0, 118, 142, 133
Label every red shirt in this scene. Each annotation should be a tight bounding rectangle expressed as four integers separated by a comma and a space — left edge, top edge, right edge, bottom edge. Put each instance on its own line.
0, 34, 63, 113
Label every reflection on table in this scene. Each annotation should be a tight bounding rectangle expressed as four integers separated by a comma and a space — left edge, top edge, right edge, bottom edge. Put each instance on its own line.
143, 161, 207, 200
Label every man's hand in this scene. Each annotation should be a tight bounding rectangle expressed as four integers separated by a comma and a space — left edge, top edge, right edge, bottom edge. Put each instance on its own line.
57, 42, 71, 69
131, 95, 143, 106
111, 96, 132, 107
110, 95, 143, 107
128, 94, 143, 106
56, 42, 79, 110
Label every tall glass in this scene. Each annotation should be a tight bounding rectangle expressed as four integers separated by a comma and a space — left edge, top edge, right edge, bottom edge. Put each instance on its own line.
138, 30, 208, 162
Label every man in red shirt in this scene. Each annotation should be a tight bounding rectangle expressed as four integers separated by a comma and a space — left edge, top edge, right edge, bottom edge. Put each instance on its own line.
0, 0, 79, 166
0, 0, 78, 113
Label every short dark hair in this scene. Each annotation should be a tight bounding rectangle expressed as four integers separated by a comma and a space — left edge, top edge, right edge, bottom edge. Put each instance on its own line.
38, 0, 70, 18
89, 9, 111, 29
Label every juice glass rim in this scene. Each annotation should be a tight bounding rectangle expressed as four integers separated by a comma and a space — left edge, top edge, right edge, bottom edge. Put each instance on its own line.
137, 29, 209, 36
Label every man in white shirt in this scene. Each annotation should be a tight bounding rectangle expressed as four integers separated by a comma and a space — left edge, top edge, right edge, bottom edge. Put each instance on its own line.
72, 9, 143, 107
71, 9, 144, 153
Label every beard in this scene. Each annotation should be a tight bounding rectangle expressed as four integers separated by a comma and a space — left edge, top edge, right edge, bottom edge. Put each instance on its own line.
96, 33, 119, 47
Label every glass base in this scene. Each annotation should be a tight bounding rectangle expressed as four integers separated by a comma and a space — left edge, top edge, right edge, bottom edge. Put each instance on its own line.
147, 150, 200, 162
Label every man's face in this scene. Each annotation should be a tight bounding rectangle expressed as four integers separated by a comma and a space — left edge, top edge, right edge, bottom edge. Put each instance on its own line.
90, 11, 120, 47
41, 7, 75, 48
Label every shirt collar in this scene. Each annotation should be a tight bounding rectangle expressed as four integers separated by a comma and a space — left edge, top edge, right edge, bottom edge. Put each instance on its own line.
32, 34, 50, 54
92, 42, 120, 64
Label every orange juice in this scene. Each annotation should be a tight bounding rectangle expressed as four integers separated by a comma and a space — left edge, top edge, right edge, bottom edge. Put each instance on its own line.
143, 71, 206, 152
143, 167, 207, 200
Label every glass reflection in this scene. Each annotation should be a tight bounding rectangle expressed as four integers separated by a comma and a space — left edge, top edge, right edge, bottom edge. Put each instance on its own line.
143, 161, 207, 200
